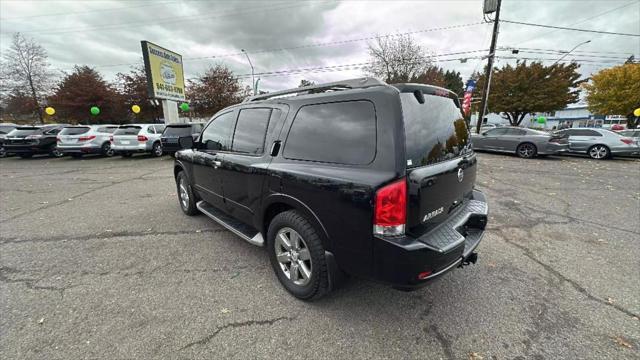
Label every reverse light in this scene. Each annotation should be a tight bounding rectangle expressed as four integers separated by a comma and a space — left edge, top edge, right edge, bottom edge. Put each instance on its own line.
137, 135, 148, 142
373, 178, 407, 236
620, 138, 633, 145
78, 135, 96, 141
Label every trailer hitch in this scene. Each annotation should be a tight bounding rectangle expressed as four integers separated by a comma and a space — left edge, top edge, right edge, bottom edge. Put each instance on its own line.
459, 252, 478, 268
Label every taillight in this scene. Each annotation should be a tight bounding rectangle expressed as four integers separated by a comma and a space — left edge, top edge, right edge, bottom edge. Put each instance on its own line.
56, 136, 61, 142
620, 138, 633, 145
78, 135, 96, 141
373, 178, 407, 236
137, 135, 148, 141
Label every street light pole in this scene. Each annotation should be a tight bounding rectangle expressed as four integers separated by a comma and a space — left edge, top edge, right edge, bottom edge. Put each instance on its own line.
552, 40, 591, 66
241, 49, 256, 94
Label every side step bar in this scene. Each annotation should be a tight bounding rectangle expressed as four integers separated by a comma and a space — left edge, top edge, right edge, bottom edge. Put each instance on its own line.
196, 201, 264, 247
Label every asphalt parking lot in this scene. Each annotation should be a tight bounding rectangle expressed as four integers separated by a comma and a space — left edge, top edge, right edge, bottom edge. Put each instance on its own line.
1, 152, 639, 359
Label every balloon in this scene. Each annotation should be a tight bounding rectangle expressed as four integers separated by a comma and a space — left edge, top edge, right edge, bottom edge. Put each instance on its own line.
634, 108, 640, 117
45, 107, 55, 116
90, 106, 100, 116
537, 116, 546, 124
131, 105, 141, 114
179, 102, 190, 112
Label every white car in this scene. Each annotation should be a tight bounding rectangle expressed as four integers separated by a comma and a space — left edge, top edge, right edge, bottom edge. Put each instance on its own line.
111, 124, 166, 157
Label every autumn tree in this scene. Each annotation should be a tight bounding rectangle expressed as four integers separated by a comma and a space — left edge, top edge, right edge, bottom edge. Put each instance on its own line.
583, 63, 640, 129
48, 66, 123, 124
475, 61, 582, 126
411, 66, 446, 87
1, 33, 52, 123
115, 66, 160, 122
366, 35, 432, 83
187, 65, 242, 118
3, 89, 37, 120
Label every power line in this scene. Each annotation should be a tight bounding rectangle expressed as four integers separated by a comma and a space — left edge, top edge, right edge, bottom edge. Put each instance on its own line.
0, 1, 178, 21
500, 46, 637, 56
500, 19, 640, 37
497, 49, 631, 60
3, 2, 311, 35
514, 1, 639, 45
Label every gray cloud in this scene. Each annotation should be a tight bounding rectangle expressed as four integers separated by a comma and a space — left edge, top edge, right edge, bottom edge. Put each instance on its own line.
1, 0, 638, 92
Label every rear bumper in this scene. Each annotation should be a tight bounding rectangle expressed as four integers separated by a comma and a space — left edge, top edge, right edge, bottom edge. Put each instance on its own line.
58, 144, 102, 154
112, 143, 150, 153
372, 189, 488, 288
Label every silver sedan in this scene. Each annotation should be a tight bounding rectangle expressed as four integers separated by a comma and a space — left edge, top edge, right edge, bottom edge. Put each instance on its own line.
471, 127, 569, 158
553, 128, 640, 159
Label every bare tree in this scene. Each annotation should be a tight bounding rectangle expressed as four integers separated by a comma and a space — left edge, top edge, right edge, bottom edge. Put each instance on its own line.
2, 33, 52, 123
365, 34, 432, 83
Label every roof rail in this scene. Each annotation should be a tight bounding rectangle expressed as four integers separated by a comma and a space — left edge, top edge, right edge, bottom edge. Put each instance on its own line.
244, 77, 386, 102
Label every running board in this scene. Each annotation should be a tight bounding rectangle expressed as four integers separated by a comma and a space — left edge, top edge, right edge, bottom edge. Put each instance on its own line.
196, 201, 264, 247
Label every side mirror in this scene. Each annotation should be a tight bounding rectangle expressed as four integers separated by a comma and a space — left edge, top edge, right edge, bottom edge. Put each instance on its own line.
482, 132, 487, 136
178, 136, 194, 149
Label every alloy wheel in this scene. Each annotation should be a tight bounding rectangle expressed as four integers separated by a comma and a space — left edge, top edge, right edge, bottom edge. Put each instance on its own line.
153, 143, 163, 156
518, 144, 535, 158
275, 227, 312, 286
589, 145, 608, 159
179, 177, 189, 210
51, 148, 63, 157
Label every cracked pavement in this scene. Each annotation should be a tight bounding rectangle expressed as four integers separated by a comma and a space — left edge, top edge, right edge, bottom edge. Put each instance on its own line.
1, 152, 639, 359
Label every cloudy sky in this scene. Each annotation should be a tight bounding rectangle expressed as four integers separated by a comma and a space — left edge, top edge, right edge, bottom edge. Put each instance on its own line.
1, 0, 638, 92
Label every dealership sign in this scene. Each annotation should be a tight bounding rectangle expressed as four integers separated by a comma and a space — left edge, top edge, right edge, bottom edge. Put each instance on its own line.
141, 41, 186, 101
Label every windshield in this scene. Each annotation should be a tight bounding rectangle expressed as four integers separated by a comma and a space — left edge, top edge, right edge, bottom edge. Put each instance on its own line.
163, 126, 191, 136
114, 126, 141, 135
401, 93, 471, 167
60, 127, 90, 135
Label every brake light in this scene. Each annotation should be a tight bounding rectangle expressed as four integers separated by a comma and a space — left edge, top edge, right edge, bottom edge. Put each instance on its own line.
373, 178, 407, 236
620, 138, 633, 145
137, 135, 148, 142
78, 135, 96, 141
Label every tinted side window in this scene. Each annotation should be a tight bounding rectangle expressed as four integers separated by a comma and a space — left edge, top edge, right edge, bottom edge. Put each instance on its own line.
584, 130, 601, 136
201, 111, 236, 151
231, 108, 271, 155
485, 128, 508, 136
284, 101, 376, 165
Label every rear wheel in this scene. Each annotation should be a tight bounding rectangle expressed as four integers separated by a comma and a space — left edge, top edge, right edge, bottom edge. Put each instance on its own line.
152, 142, 163, 157
19, 153, 33, 159
516, 143, 537, 158
101, 142, 114, 157
268, 210, 329, 300
588, 145, 610, 160
176, 171, 197, 215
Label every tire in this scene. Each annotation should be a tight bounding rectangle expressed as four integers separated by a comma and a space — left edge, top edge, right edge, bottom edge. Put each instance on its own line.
121, 152, 132, 158
176, 171, 198, 216
71, 154, 83, 159
588, 144, 610, 160
19, 153, 33, 159
0, 147, 6, 158
50, 148, 64, 158
516, 142, 537, 159
152, 142, 163, 157
267, 210, 330, 300
101, 142, 114, 157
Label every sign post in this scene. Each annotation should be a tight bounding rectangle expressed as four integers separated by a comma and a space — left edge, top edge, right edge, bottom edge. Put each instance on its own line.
141, 41, 186, 124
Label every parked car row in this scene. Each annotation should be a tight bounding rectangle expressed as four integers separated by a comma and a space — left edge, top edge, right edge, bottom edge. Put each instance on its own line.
471, 126, 640, 159
0, 122, 206, 159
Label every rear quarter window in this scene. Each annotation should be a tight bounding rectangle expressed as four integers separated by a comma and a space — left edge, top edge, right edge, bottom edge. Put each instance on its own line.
283, 100, 376, 165
401, 93, 470, 167
114, 127, 141, 135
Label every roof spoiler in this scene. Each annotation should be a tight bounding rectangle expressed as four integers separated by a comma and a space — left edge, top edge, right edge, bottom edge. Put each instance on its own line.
244, 77, 386, 102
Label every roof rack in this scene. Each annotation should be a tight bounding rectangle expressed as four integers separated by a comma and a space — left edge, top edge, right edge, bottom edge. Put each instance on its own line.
244, 77, 386, 102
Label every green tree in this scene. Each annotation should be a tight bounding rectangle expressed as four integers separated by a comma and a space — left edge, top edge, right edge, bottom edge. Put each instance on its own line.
48, 66, 123, 124
583, 63, 640, 129
298, 79, 316, 87
443, 70, 464, 96
474, 61, 582, 126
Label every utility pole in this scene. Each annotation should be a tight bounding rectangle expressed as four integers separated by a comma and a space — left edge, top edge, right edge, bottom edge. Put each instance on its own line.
476, 0, 502, 134
241, 49, 256, 95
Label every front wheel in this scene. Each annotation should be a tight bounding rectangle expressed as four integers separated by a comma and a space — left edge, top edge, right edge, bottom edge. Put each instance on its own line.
588, 145, 610, 160
50, 148, 64, 158
0, 147, 6, 158
268, 210, 330, 300
152, 142, 163, 157
176, 171, 198, 215
516, 143, 537, 159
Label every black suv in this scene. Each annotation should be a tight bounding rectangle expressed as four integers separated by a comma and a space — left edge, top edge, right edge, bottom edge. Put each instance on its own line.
3, 124, 67, 158
160, 122, 205, 156
173, 78, 488, 299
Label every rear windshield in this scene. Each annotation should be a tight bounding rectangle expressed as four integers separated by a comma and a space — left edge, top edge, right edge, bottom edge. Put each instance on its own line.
114, 126, 141, 135
163, 126, 191, 136
0, 126, 16, 134
97, 126, 118, 133
400, 93, 470, 167
9, 128, 40, 136
60, 127, 90, 135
